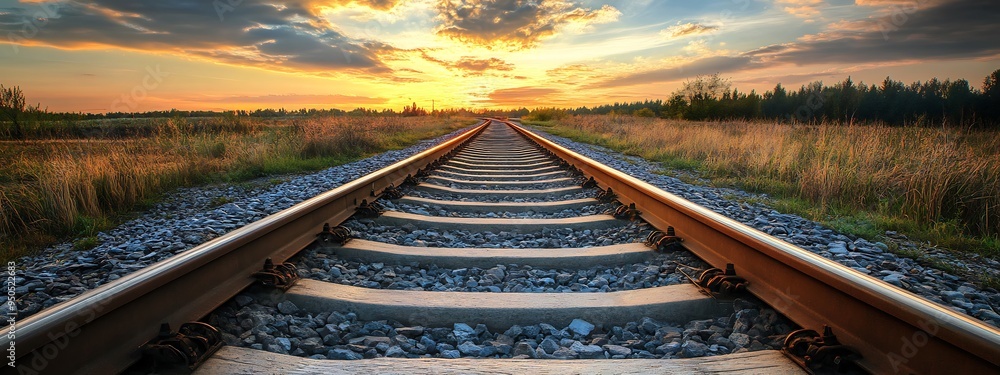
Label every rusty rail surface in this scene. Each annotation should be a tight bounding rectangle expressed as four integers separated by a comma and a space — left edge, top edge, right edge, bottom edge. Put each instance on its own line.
1, 120, 488, 375
505, 120, 1000, 374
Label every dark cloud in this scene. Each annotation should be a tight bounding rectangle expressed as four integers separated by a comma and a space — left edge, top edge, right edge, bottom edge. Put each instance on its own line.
0, 1, 393, 74
590, 56, 758, 88
746, 0, 1000, 65
435, 0, 619, 50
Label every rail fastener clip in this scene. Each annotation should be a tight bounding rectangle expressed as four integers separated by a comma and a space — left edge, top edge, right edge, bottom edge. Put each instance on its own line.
139, 322, 224, 372
783, 325, 865, 375
252, 258, 300, 291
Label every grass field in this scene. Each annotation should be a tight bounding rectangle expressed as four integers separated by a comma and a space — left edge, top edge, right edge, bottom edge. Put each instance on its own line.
0, 115, 471, 262
527, 115, 1000, 264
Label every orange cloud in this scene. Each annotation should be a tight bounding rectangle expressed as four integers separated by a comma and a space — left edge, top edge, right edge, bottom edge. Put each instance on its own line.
776, 0, 824, 19
479, 86, 560, 106
660, 22, 719, 39
300, 0, 403, 13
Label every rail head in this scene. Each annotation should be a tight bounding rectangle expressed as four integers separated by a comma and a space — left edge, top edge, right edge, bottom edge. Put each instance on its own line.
504, 120, 1000, 375
2, 120, 489, 375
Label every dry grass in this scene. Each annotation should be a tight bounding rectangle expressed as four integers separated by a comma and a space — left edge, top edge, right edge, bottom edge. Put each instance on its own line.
0, 116, 469, 261
531, 115, 1000, 256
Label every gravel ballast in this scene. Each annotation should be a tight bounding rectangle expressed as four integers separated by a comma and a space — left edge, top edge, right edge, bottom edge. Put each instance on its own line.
380, 199, 615, 219
6, 121, 998, 330
208, 291, 794, 360
342, 217, 651, 249
294, 247, 707, 293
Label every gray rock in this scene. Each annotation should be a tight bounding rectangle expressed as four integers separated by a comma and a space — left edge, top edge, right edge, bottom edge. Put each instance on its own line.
440, 349, 461, 359
512, 342, 535, 357
362, 336, 391, 346
327, 348, 362, 360
681, 340, 708, 357
458, 341, 483, 356
639, 317, 662, 334
385, 345, 407, 357
397, 326, 425, 337
568, 318, 595, 336
603, 344, 632, 357
453, 323, 478, 342
539, 338, 560, 354
728, 332, 751, 348
656, 341, 682, 355
289, 325, 316, 339
522, 325, 541, 338
277, 300, 299, 315
504, 325, 523, 338
827, 242, 849, 254
298, 337, 324, 354
275, 337, 292, 352
571, 341, 605, 359
551, 347, 577, 359
479, 344, 498, 357
883, 273, 904, 287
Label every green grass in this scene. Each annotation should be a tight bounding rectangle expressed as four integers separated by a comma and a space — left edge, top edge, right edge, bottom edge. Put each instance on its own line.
72, 236, 100, 251
209, 196, 234, 207
981, 274, 1000, 291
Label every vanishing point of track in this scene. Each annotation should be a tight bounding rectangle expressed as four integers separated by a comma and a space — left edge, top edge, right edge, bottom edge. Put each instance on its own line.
3, 120, 999, 374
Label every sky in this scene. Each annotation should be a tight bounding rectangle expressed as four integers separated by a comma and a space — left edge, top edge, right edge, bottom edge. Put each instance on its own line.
1, 0, 998, 113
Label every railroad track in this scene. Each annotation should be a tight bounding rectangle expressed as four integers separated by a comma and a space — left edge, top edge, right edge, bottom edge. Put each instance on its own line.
4, 119, 999, 374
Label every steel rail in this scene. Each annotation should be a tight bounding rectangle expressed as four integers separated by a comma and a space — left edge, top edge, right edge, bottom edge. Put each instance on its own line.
505, 120, 1000, 374
1, 120, 488, 375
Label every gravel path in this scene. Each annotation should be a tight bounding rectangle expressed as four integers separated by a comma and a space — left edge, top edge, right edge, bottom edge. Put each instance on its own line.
342, 218, 651, 249
421, 177, 577, 190
294, 247, 707, 293
380, 199, 616, 219
432, 170, 575, 181
404, 187, 598, 202
208, 291, 793, 360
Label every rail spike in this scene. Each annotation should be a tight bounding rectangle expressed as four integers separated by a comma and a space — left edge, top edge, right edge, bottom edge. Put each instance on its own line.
645, 227, 683, 251
782, 326, 865, 374
695, 263, 748, 298
355, 199, 385, 218
139, 322, 224, 371
596, 187, 618, 203
253, 258, 300, 291
380, 183, 405, 200
403, 174, 421, 186
613, 202, 641, 221
318, 223, 353, 244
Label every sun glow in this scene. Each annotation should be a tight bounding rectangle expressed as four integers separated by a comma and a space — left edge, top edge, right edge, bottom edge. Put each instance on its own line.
0, 0, 996, 112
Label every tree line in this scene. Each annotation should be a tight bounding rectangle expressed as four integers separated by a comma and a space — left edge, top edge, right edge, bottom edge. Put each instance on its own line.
0, 86, 536, 140
562, 69, 1000, 127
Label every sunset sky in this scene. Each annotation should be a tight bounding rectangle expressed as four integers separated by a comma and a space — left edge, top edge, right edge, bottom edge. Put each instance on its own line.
1, 0, 998, 113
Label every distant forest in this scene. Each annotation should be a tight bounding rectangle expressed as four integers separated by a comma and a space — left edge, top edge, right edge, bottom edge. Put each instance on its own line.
4, 69, 1000, 128
551, 69, 1000, 127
